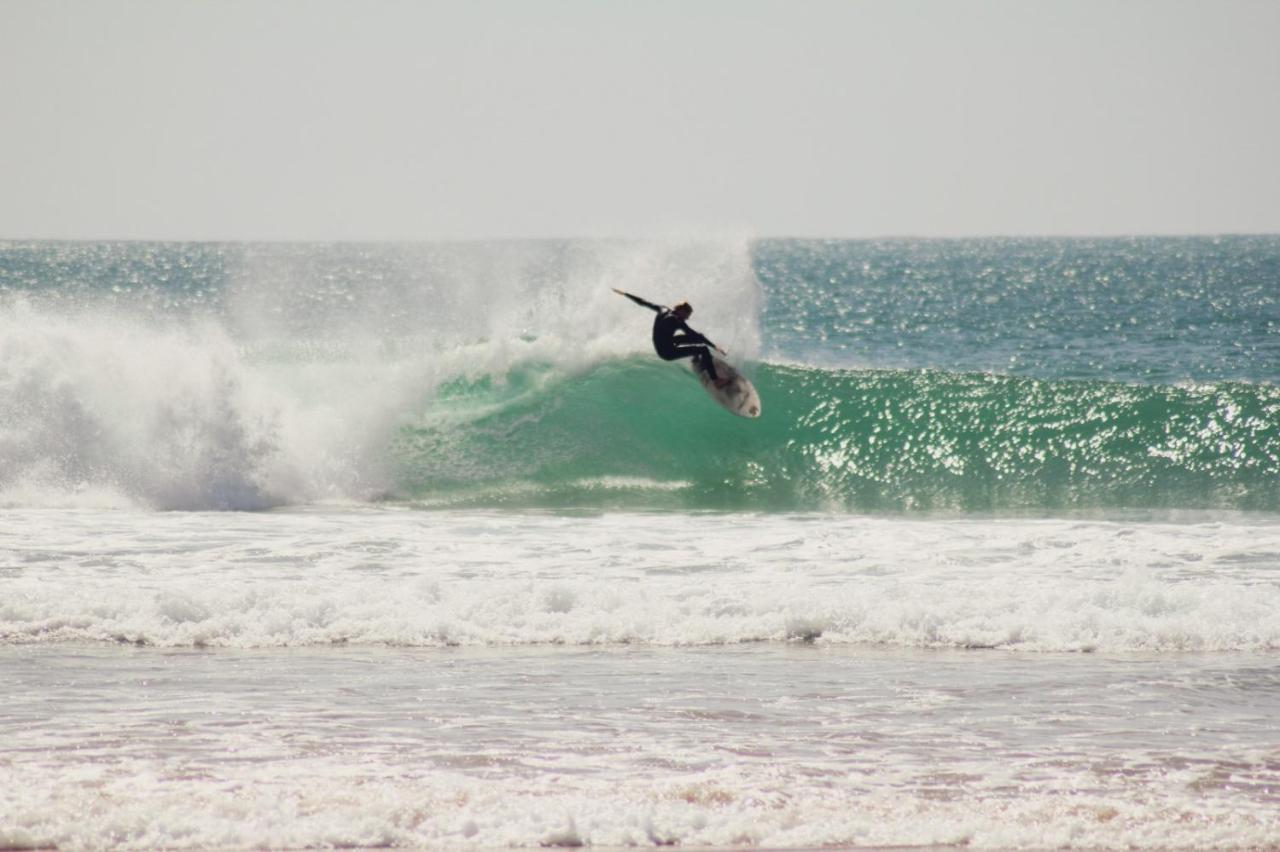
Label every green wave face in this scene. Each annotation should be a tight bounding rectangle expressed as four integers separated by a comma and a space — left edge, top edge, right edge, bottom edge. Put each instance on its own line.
394, 361, 1280, 513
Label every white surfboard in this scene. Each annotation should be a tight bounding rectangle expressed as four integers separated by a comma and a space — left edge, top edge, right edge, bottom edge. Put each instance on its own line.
692, 356, 761, 418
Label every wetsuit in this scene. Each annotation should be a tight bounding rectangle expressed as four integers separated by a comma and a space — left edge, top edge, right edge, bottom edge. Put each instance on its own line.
618, 292, 720, 382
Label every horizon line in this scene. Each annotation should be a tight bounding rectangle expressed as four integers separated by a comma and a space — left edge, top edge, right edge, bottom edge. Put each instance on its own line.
2, 230, 1279, 245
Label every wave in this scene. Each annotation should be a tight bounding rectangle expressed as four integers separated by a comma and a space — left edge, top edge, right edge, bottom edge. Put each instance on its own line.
3, 301, 1276, 514
3, 239, 1277, 514
0, 239, 763, 510
393, 359, 1280, 513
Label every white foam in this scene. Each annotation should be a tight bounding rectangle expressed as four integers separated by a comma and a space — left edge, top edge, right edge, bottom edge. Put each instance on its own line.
4, 510, 1278, 653
4, 508, 1279, 849
5, 762, 1277, 850
0, 300, 285, 510
2, 701, 1280, 849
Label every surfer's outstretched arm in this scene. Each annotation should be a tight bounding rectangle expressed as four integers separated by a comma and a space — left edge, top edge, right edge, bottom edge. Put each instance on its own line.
612, 288, 662, 313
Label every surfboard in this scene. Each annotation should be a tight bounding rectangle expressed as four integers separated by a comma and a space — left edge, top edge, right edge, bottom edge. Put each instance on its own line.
692, 356, 761, 418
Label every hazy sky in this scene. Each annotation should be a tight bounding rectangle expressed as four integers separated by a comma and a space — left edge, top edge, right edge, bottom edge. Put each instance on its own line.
2, 0, 1278, 240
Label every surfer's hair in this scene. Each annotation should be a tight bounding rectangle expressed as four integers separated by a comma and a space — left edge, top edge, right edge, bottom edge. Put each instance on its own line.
673, 301, 692, 314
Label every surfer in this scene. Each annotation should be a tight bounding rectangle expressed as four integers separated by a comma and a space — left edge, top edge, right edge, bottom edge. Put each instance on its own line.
613, 289, 731, 388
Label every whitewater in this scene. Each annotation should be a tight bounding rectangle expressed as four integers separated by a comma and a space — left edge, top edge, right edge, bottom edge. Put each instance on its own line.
2, 237, 1279, 849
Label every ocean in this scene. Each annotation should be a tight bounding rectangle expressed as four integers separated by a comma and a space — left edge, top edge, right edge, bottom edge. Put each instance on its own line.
2, 237, 1278, 849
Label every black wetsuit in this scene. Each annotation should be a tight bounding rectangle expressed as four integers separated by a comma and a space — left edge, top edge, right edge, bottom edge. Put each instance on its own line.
619, 292, 719, 381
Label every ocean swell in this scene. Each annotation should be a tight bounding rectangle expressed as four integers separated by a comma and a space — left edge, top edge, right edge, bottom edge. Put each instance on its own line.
395, 360, 1280, 513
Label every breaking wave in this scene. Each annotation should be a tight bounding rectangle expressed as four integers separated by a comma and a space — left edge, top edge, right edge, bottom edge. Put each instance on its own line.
395, 359, 1280, 513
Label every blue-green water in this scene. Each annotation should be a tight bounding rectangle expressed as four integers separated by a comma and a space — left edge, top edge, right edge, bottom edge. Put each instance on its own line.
757, 237, 1280, 384
2, 237, 1277, 512
399, 360, 1280, 512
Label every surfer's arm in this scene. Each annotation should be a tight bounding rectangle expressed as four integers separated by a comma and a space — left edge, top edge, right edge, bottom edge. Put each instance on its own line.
612, 289, 662, 313
679, 322, 725, 353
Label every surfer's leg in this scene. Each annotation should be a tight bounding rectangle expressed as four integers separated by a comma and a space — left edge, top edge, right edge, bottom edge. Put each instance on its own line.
683, 345, 724, 385
694, 348, 718, 381
660, 339, 720, 382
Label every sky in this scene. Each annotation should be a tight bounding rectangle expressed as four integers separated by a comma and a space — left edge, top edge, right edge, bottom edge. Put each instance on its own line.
1, 0, 1278, 241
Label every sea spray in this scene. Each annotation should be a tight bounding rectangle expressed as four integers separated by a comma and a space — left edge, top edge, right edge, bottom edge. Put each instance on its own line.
0, 300, 286, 509
0, 239, 760, 509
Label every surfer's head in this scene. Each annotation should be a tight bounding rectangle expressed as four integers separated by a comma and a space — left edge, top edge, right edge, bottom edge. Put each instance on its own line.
673, 302, 692, 319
